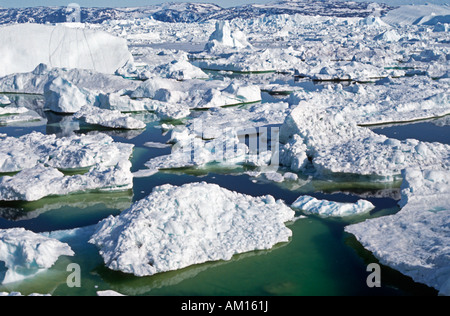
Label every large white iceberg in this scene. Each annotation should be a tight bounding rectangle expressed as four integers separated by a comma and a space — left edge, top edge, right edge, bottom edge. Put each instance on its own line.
346, 168, 450, 296
89, 182, 294, 277
292, 196, 375, 217
0, 228, 74, 284
0, 161, 133, 202
0, 24, 133, 77
0, 132, 134, 173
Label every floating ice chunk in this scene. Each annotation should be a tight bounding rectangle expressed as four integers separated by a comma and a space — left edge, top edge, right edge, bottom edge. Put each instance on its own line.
74, 106, 146, 130
279, 104, 450, 178
0, 96, 11, 105
44, 77, 96, 114
0, 161, 133, 202
154, 59, 208, 80
0, 106, 28, 115
346, 168, 450, 295
292, 196, 375, 217
0, 132, 134, 173
205, 21, 252, 53
0, 24, 133, 77
131, 78, 261, 109
0, 228, 74, 284
89, 182, 294, 277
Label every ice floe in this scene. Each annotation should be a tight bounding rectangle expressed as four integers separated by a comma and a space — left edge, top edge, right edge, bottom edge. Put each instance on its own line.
346, 167, 450, 295
292, 196, 375, 217
89, 182, 294, 277
0, 228, 74, 284
279, 104, 450, 179
0, 161, 133, 202
74, 106, 146, 130
0, 24, 133, 77
131, 78, 261, 109
0, 132, 134, 173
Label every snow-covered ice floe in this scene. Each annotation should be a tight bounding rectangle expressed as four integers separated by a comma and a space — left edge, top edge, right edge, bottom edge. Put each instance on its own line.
346, 167, 450, 296
0, 132, 134, 173
292, 196, 375, 217
0, 161, 133, 202
74, 106, 146, 130
89, 182, 294, 277
279, 104, 450, 179
0, 24, 133, 77
288, 76, 450, 126
0, 228, 74, 284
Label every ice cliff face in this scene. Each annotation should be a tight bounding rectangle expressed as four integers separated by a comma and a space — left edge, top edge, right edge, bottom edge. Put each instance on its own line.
0, 24, 133, 77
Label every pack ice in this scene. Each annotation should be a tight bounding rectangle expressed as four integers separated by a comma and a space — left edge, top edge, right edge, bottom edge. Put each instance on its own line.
0, 24, 133, 77
346, 168, 450, 295
0, 228, 74, 284
89, 182, 295, 277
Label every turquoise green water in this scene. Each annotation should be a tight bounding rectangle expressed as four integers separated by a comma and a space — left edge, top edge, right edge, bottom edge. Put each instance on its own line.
0, 95, 440, 296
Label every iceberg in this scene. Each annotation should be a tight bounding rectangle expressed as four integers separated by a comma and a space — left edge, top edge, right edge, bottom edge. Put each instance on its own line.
204, 21, 252, 53
74, 106, 146, 130
292, 196, 375, 217
0, 24, 133, 77
0, 161, 133, 202
346, 168, 450, 295
0, 228, 74, 284
0, 132, 134, 173
89, 182, 294, 277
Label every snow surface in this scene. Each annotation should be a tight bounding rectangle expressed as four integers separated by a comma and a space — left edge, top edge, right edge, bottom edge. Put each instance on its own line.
0, 161, 133, 202
89, 182, 294, 276
0, 24, 133, 77
292, 196, 375, 217
0, 228, 74, 284
0, 132, 134, 173
346, 168, 450, 295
